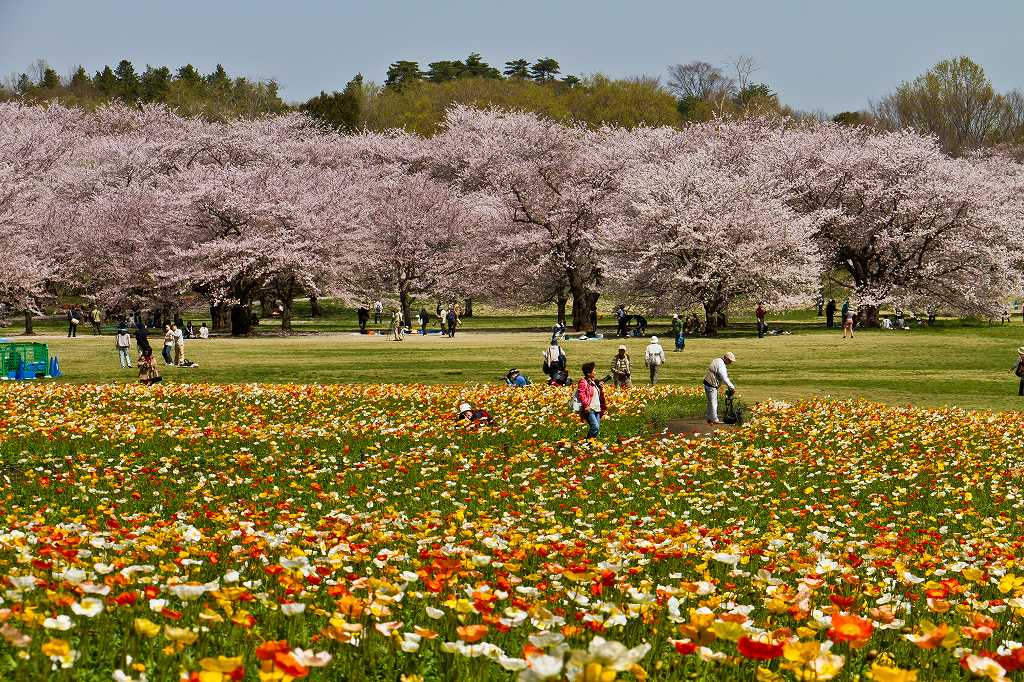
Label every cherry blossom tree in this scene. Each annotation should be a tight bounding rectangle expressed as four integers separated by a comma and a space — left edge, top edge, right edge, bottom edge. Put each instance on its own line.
336, 168, 490, 325
605, 146, 821, 334
430, 106, 633, 331
780, 124, 1024, 321
0, 102, 82, 332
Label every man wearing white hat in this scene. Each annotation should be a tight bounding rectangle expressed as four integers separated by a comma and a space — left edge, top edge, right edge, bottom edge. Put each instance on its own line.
703, 352, 736, 424
644, 336, 666, 385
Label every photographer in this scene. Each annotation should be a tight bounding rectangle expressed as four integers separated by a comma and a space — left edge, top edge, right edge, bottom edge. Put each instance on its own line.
576, 362, 607, 439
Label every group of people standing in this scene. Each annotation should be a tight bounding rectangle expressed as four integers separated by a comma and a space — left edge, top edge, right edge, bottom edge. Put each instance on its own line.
357, 300, 463, 340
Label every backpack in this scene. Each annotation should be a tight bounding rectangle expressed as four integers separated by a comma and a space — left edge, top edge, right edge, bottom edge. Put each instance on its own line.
568, 388, 582, 413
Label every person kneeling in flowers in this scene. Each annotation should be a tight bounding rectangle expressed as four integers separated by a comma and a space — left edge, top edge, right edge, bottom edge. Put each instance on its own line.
457, 401, 492, 425
138, 348, 162, 385
577, 362, 606, 439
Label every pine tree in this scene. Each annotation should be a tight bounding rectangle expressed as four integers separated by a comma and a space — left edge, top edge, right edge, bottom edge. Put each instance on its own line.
94, 66, 117, 95
113, 59, 140, 100
176, 64, 203, 85
15, 73, 33, 95
141, 65, 172, 101
39, 67, 61, 89
530, 58, 560, 82
463, 53, 500, 79
69, 66, 92, 89
385, 61, 423, 90
503, 59, 530, 79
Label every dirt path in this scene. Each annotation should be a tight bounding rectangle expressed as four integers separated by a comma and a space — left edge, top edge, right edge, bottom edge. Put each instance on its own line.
664, 418, 738, 438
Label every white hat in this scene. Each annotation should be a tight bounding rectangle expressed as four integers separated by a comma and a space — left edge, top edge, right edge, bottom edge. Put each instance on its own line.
724, 352, 736, 362
618, 344, 626, 351
458, 402, 471, 414
650, 336, 659, 343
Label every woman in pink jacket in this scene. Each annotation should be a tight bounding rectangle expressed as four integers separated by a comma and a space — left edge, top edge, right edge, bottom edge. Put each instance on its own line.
576, 362, 606, 439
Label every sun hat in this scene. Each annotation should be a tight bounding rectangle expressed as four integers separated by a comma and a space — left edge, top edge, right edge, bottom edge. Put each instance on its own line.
724, 352, 737, 362
650, 336, 659, 343
458, 402, 472, 414
618, 344, 626, 351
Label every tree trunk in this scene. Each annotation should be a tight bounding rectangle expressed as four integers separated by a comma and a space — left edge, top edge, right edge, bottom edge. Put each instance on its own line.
309, 294, 321, 318
463, 298, 473, 318
210, 302, 230, 332
556, 295, 568, 327
571, 291, 599, 332
703, 300, 723, 336
859, 304, 879, 327
258, 293, 271, 319
399, 288, 412, 330
22, 310, 34, 335
230, 302, 254, 337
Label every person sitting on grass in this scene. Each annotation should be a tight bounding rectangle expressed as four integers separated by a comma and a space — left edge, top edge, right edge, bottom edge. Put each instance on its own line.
198, 322, 209, 339
548, 368, 572, 387
505, 368, 530, 387
138, 348, 162, 385
457, 401, 492, 425
576, 362, 606, 439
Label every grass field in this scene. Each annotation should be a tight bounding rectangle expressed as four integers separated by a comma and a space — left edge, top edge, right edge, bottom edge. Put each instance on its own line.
10, 315, 1024, 412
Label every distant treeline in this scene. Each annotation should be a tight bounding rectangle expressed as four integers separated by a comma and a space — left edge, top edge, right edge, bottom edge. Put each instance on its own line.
4, 53, 1023, 154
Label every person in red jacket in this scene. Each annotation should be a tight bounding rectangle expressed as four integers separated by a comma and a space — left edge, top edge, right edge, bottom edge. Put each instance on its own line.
576, 362, 606, 439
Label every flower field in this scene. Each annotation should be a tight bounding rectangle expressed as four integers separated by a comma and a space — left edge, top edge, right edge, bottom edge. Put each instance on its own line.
1, 384, 1024, 681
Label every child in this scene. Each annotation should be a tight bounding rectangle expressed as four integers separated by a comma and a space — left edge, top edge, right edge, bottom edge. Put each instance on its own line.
138, 348, 162, 385
115, 328, 132, 369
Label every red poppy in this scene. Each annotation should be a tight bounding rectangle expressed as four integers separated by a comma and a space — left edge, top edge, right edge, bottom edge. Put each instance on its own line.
737, 636, 784, 660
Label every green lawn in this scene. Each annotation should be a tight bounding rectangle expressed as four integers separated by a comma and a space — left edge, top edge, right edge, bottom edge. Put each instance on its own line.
9, 315, 1024, 412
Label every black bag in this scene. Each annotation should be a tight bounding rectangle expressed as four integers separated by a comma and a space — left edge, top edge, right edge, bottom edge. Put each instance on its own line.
1015, 361, 1024, 378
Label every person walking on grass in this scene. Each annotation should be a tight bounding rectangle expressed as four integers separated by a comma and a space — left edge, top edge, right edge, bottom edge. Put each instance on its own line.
671, 314, 685, 351
391, 309, 404, 341
373, 299, 383, 325
543, 339, 567, 379
644, 335, 666, 385
67, 307, 80, 338
703, 352, 736, 424
576, 362, 606, 439
446, 306, 458, 338
162, 324, 174, 365
610, 345, 632, 387
1015, 347, 1024, 396
419, 307, 429, 335
91, 306, 102, 335
842, 301, 855, 339
115, 327, 132, 369
756, 302, 767, 338
172, 323, 185, 366
825, 298, 836, 328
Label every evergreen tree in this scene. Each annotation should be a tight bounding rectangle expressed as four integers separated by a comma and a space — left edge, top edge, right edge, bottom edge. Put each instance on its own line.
39, 67, 61, 89
462, 53, 500, 79
426, 60, 465, 83
530, 58, 560, 82
385, 61, 423, 90
140, 65, 172, 101
301, 74, 364, 131
207, 64, 231, 91
15, 73, 33, 95
69, 66, 92, 89
113, 59, 140, 100
503, 59, 530, 79
561, 74, 581, 87
94, 66, 117, 95
176, 64, 203, 85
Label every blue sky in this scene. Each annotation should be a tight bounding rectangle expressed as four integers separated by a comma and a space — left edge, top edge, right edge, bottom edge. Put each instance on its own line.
1, 0, 1021, 113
